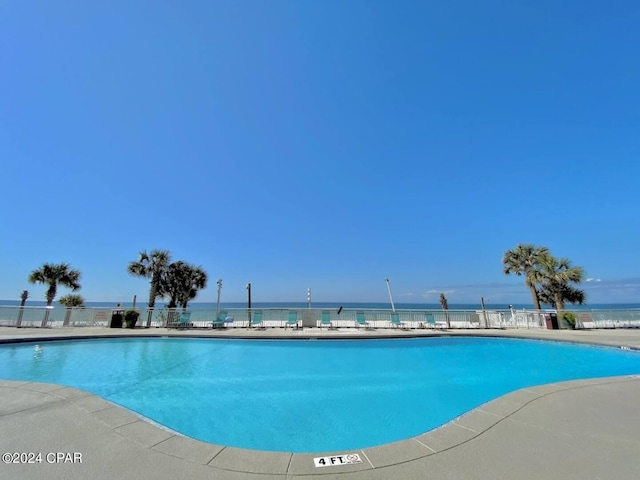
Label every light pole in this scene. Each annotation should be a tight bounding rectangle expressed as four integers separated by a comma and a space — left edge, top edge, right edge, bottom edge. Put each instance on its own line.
307, 288, 311, 309
216, 279, 222, 315
385, 278, 396, 313
246, 283, 252, 328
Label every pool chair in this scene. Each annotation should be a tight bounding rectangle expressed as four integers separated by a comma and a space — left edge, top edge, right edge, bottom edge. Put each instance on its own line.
422, 313, 444, 329
249, 310, 264, 328
390, 312, 408, 330
209, 311, 227, 329
320, 311, 334, 329
285, 311, 299, 329
176, 312, 192, 329
355, 312, 373, 330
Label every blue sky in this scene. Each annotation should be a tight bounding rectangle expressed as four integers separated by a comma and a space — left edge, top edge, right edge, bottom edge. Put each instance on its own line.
2, 1, 639, 306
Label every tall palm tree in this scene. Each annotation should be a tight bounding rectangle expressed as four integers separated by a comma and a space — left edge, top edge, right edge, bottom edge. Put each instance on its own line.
127, 249, 171, 327
502, 244, 549, 310
536, 255, 585, 311
28, 263, 82, 327
161, 261, 208, 310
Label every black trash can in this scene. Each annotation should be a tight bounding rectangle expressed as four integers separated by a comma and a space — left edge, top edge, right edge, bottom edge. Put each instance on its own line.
110, 310, 124, 328
544, 312, 559, 330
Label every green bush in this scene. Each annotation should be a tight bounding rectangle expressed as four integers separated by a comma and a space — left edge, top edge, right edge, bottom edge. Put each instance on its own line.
562, 312, 577, 329
124, 310, 140, 329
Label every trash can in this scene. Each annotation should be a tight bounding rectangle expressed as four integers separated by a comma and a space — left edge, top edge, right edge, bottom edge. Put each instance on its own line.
544, 313, 559, 330
110, 310, 124, 328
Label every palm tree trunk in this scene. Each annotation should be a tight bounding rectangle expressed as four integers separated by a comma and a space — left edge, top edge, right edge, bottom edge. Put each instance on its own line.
529, 285, 541, 310
17, 299, 26, 327
41, 284, 57, 327
41, 302, 52, 328
145, 309, 153, 328
63, 308, 72, 326
19, 291, 28, 325
555, 295, 565, 313
146, 277, 160, 327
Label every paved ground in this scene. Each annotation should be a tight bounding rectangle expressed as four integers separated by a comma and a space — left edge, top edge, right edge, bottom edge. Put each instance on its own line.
1, 327, 640, 480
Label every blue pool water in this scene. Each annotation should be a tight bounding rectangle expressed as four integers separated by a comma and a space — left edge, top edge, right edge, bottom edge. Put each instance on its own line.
1, 337, 639, 452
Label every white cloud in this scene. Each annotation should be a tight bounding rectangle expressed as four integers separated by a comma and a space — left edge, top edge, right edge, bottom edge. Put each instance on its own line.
586, 278, 602, 282
422, 289, 454, 297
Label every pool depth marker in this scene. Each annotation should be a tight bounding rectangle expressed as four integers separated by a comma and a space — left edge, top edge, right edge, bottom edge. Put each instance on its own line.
314, 453, 363, 468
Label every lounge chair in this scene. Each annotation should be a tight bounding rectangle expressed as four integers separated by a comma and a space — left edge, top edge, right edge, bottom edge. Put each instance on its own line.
176, 312, 192, 329
422, 313, 444, 329
320, 311, 333, 329
209, 311, 227, 329
285, 311, 299, 329
355, 312, 373, 330
390, 312, 408, 329
249, 310, 264, 328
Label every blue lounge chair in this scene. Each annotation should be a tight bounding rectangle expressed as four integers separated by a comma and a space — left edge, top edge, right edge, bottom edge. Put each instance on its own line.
249, 310, 263, 328
176, 312, 192, 329
320, 311, 333, 329
423, 313, 444, 329
356, 312, 373, 329
390, 312, 408, 329
285, 311, 299, 329
209, 311, 227, 329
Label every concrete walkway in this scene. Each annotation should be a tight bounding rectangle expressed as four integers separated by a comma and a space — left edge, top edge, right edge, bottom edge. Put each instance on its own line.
1, 327, 640, 480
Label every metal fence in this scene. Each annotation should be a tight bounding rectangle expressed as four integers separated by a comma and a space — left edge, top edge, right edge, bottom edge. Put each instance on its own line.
1, 306, 639, 330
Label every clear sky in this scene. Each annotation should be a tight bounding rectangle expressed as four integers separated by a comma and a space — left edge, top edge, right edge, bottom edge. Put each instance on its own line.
2, 1, 639, 306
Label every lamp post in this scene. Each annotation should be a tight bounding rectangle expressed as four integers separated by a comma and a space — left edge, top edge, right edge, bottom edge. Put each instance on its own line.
384, 278, 396, 313
307, 288, 311, 309
246, 283, 252, 328
216, 279, 222, 315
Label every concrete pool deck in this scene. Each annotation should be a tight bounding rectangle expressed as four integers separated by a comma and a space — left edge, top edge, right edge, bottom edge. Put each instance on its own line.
1, 327, 640, 479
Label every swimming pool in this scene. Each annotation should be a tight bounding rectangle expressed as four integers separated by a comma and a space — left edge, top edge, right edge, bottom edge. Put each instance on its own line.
1, 337, 639, 452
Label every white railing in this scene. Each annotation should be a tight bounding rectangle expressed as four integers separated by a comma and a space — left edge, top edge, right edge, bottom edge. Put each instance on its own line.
2, 306, 638, 330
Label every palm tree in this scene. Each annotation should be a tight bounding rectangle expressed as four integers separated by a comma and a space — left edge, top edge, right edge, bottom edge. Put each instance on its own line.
28, 263, 82, 327
502, 244, 549, 310
536, 255, 585, 311
59, 294, 85, 307
17, 290, 29, 327
127, 249, 171, 327
161, 261, 208, 310
59, 294, 85, 326
161, 261, 187, 309
439, 293, 450, 328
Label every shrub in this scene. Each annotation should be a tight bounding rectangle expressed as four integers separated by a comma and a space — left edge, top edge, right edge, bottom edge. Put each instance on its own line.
562, 312, 577, 329
124, 310, 140, 329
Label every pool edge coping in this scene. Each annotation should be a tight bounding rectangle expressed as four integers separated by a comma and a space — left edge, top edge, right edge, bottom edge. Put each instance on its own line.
2, 328, 640, 476
2, 375, 639, 476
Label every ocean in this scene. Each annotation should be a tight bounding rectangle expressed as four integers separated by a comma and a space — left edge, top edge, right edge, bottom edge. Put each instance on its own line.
2, 300, 639, 311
